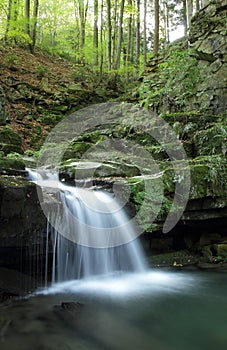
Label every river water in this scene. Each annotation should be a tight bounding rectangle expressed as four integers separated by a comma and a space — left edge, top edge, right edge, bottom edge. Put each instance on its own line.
5, 169, 224, 349
1, 270, 227, 350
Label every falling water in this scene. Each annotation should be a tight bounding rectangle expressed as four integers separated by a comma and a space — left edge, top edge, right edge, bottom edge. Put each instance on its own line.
28, 169, 147, 283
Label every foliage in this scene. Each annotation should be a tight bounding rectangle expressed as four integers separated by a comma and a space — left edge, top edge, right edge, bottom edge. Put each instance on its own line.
6, 152, 22, 159
0, 0, 191, 77
24, 149, 40, 159
193, 124, 227, 156
138, 48, 206, 111
3, 52, 21, 68
35, 64, 49, 77
6, 30, 32, 46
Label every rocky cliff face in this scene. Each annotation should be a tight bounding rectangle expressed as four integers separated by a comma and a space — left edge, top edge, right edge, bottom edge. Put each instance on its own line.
0, 176, 46, 275
136, 0, 227, 116
188, 0, 227, 113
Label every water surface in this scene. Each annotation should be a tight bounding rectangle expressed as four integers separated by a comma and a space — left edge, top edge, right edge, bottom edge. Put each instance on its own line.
1, 270, 227, 350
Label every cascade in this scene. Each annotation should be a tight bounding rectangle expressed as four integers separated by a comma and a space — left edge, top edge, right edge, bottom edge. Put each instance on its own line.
28, 169, 147, 283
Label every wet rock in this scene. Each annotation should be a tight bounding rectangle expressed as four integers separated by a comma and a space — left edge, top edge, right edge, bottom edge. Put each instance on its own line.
148, 250, 199, 268
0, 153, 26, 174
213, 243, 227, 259
0, 267, 38, 301
0, 317, 11, 341
60, 160, 140, 180
0, 176, 46, 272
199, 233, 222, 246
53, 302, 84, 326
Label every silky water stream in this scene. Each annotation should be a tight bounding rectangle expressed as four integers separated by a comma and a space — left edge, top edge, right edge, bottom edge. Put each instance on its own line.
1, 169, 227, 350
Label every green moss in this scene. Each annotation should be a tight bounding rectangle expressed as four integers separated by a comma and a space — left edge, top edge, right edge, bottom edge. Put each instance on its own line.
0, 127, 23, 155
189, 155, 227, 198
0, 153, 25, 171
62, 142, 92, 160
76, 130, 105, 144
148, 250, 198, 267
193, 124, 227, 156
0, 175, 27, 188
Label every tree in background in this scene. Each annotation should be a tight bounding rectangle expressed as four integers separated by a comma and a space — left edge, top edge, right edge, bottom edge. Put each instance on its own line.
143, 0, 147, 69
5, 0, 13, 41
0, 0, 207, 76
153, 0, 160, 56
93, 0, 98, 65
135, 0, 140, 73
24, 0, 30, 38
106, 0, 112, 70
114, 0, 125, 69
31, 0, 39, 51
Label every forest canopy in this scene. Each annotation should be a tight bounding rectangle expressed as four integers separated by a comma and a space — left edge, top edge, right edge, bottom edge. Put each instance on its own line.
0, 0, 206, 75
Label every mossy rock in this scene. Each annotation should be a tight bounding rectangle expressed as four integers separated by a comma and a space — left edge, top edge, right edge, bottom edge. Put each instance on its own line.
60, 160, 141, 179
0, 154, 25, 172
193, 124, 227, 156
213, 244, 227, 260
62, 142, 92, 160
38, 114, 64, 126
189, 155, 227, 199
76, 130, 105, 144
148, 250, 198, 267
0, 86, 9, 126
0, 127, 23, 155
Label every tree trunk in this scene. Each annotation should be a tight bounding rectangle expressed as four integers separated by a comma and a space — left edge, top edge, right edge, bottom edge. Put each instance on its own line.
143, 0, 147, 70
195, 0, 200, 11
114, 0, 125, 69
183, 0, 187, 35
5, 0, 13, 42
166, 2, 170, 43
111, 0, 118, 68
135, 0, 140, 73
24, 0, 30, 36
186, 0, 193, 28
31, 0, 39, 52
163, 0, 170, 44
77, 0, 88, 52
153, 0, 159, 56
130, 5, 136, 63
93, 0, 99, 65
106, 0, 112, 70
126, 0, 132, 65
99, 0, 104, 79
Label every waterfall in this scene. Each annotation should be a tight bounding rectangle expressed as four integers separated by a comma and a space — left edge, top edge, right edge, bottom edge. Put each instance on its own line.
28, 169, 147, 283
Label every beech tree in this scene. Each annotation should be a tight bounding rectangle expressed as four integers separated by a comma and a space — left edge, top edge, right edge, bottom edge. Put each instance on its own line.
75, 0, 89, 51
0, 0, 202, 75
135, 0, 140, 72
5, 0, 13, 41
93, 0, 98, 65
153, 0, 160, 56
106, 0, 112, 70
126, 0, 133, 66
4, 0, 20, 42
24, 0, 30, 36
186, 0, 193, 28
31, 0, 39, 51
143, 0, 147, 68
114, 0, 125, 69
